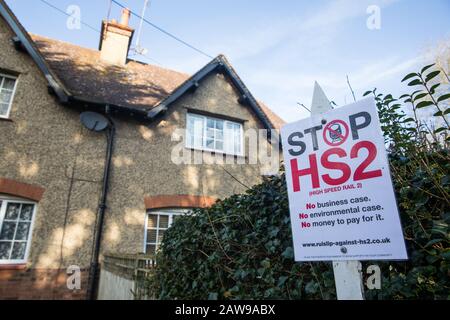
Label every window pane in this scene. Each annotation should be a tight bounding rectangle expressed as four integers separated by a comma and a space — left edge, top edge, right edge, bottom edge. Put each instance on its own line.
15, 222, 31, 241
187, 115, 198, 146
0, 242, 12, 259
0, 91, 12, 104
147, 214, 157, 228
0, 103, 8, 116
20, 204, 34, 221
193, 135, 203, 149
0, 200, 35, 262
193, 117, 204, 136
206, 128, 215, 139
187, 114, 204, 149
215, 141, 223, 151
216, 129, 223, 140
207, 118, 214, 129
235, 125, 242, 154
235, 141, 242, 154
216, 120, 223, 130
5, 203, 20, 220
0, 221, 16, 240
146, 244, 156, 255
224, 123, 233, 153
2, 78, 16, 90
186, 114, 243, 154
10, 242, 26, 260
172, 215, 181, 224
234, 124, 242, 154
147, 229, 157, 243
206, 138, 214, 149
187, 114, 196, 129
159, 215, 169, 229
225, 122, 242, 154
158, 229, 166, 242
186, 125, 194, 147
234, 124, 241, 138
187, 133, 194, 148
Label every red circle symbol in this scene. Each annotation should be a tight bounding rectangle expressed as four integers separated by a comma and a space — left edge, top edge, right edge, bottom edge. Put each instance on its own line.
323, 120, 349, 146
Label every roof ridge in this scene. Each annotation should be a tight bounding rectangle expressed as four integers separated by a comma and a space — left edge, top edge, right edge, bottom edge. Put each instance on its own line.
30, 33, 94, 51
216, 54, 285, 128
29, 36, 285, 127
30, 33, 190, 78
215, 55, 284, 124
2, 0, 284, 127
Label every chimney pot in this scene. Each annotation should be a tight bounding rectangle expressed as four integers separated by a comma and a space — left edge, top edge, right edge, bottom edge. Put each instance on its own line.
99, 8, 134, 65
120, 8, 131, 26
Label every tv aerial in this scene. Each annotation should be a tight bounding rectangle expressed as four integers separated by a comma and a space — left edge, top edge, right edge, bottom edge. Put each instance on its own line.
133, 0, 150, 56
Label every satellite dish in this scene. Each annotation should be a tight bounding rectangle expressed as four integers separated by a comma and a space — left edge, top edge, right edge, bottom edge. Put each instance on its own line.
80, 112, 109, 132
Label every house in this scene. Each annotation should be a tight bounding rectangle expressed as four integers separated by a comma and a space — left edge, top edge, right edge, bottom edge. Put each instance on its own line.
0, 0, 285, 300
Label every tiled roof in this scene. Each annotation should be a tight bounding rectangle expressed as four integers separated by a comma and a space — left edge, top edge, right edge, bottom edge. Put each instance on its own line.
257, 101, 286, 130
30, 34, 285, 128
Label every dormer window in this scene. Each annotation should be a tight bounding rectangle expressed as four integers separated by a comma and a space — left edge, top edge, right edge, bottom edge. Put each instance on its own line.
0, 74, 18, 119
186, 113, 243, 156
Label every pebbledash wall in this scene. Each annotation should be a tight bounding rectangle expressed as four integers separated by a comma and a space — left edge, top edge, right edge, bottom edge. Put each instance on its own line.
0, 14, 276, 299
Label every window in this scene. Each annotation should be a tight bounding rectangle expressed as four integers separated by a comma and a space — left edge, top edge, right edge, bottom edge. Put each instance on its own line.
0, 198, 36, 264
0, 74, 18, 119
144, 209, 188, 255
186, 113, 243, 155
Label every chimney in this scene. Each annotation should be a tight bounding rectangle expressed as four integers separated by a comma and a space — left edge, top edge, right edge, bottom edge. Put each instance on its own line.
99, 9, 134, 65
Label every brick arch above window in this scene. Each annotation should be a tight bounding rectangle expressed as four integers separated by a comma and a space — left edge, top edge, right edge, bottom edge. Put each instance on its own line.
144, 195, 218, 210
0, 178, 45, 202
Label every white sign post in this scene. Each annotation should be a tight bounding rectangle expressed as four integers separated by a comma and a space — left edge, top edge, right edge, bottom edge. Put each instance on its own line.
281, 82, 408, 300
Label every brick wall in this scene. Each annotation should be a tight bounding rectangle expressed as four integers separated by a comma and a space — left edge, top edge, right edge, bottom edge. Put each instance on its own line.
144, 194, 218, 209
0, 267, 88, 300
0, 178, 45, 201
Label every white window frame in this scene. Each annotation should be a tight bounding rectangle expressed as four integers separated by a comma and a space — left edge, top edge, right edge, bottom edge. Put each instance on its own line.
186, 112, 244, 156
143, 209, 189, 254
0, 73, 19, 119
0, 196, 37, 265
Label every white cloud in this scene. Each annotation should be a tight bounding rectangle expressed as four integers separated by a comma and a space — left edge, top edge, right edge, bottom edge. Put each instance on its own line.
148, 0, 419, 123
348, 55, 426, 89
301, 0, 399, 30
202, 0, 400, 62
245, 53, 427, 122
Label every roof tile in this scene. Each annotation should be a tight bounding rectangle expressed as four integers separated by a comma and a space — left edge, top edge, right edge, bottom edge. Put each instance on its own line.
30, 34, 285, 128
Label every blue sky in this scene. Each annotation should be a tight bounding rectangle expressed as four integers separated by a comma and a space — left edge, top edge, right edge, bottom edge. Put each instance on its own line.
5, 0, 450, 121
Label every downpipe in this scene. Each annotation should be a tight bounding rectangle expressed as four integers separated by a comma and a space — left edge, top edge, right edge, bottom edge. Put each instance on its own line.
86, 119, 115, 300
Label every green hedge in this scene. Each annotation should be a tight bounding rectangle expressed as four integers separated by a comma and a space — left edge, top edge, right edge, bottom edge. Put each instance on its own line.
146, 155, 449, 299
147, 173, 337, 300
366, 151, 450, 299
145, 65, 450, 300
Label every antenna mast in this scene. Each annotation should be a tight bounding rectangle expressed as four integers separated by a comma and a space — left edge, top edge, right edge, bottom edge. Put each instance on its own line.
134, 0, 150, 55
